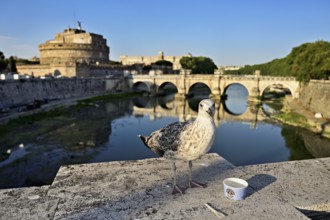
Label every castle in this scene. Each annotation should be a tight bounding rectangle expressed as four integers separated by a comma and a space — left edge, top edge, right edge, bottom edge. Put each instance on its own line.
17, 27, 112, 77
39, 28, 109, 66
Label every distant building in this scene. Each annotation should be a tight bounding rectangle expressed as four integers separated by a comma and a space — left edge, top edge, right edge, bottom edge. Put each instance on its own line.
120, 51, 192, 70
17, 27, 118, 78
29, 56, 40, 62
218, 65, 244, 71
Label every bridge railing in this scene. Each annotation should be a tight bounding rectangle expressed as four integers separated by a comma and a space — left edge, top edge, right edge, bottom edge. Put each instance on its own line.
132, 74, 297, 81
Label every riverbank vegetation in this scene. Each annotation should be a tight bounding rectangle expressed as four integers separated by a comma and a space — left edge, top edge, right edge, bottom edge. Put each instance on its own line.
272, 109, 330, 139
180, 56, 217, 74
275, 111, 309, 128
262, 93, 307, 127
0, 51, 18, 73
263, 94, 330, 139
78, 91, 141, 104
225, 41, 330, 83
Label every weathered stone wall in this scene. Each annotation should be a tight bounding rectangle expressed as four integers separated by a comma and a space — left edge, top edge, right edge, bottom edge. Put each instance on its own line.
16, 64, 53, 76
0, 78, 129, 107
17, 63, 135, 78
17, 64, 78, 78
299, 80, 330, 119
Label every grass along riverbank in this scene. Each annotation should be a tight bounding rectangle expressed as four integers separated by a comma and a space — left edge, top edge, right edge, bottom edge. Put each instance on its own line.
266, 96, 330, 139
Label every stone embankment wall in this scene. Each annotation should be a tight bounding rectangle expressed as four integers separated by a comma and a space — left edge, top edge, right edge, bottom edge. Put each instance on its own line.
299, 80, 330, 119
0, 77, 129, 107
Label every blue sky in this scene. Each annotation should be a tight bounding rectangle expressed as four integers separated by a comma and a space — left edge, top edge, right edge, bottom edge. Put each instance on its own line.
1, 0, 329, 66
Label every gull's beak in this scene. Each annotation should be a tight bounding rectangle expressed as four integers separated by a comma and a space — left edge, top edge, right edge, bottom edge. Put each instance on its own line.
207, 108, 213, 116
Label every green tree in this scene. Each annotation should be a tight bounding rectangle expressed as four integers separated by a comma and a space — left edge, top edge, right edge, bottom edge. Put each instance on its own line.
0, 51, 4, 60
7, 56, 17, 73
227, 40, 330, 83
109, 60, 122, 65
0, 51, 7, 72
142, 65, 152, 72
153, 60, 173, 67
180, 56, 217, 74
288, 41, 330, 83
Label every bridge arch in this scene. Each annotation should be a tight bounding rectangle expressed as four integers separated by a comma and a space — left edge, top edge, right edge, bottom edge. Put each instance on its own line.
259, 82, 294, 97
222, 83, 249, 96
132, 81, 153, 93
221, 83, 249, 115
158, 82, 178, 95
187, 82, 211, 97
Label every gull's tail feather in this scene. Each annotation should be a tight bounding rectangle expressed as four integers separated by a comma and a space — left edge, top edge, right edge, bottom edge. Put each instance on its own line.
138, 135, 148, 147
137, 135, 164, 157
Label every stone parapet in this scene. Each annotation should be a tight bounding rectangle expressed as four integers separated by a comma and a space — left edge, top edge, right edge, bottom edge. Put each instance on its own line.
0, 153, 329, 219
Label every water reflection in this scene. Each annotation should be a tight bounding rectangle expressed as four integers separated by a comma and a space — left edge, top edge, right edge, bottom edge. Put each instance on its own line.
281, 126, 314, 160
132, 96, 264, 127
0, 93, 329, 189
223, 84, 248, 115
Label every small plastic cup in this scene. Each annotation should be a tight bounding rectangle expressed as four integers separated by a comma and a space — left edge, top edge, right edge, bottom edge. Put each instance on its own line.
223, 178, 248, 200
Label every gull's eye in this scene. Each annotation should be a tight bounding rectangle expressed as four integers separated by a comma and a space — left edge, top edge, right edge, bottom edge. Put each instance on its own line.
199, 103, 203, 107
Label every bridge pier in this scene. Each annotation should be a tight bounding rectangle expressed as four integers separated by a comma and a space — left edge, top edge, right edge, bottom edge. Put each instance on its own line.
209, 87, 221, 100
174, 70, 189, 99
174, 93, 186, 99
248, 96, 261, 103
247, 86, 261, 103
247, 72, 261, 103
209, 93, 221, 100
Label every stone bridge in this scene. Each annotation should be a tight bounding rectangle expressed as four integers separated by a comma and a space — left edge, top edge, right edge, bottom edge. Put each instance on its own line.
130, 71, 300, 100
131, 98, 267, 128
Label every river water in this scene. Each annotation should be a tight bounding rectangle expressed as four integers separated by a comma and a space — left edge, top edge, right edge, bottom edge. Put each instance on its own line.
0, 84, 329, 189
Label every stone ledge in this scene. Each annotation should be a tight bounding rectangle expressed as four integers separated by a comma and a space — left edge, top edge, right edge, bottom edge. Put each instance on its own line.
1, 154, 329, 219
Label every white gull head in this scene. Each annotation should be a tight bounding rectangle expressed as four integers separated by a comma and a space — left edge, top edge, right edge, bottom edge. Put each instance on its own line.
198, 99, 215, 118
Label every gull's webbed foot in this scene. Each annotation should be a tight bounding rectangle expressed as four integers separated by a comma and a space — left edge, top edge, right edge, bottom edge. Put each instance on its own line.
172, 185, 187, 195
189, 180, 207, 188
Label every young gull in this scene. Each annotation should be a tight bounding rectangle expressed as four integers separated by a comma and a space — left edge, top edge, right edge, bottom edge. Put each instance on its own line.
138, 99, 216, 194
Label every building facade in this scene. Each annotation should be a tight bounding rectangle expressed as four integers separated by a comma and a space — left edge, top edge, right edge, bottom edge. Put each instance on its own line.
120, 51, 192, 70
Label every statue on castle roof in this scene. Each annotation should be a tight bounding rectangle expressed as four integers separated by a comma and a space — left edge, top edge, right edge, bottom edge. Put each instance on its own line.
77, 21, 82, 30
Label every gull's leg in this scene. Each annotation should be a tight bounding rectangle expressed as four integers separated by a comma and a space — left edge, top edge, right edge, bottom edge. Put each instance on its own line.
172, 161, 186, 195
188, 160, 207, 188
